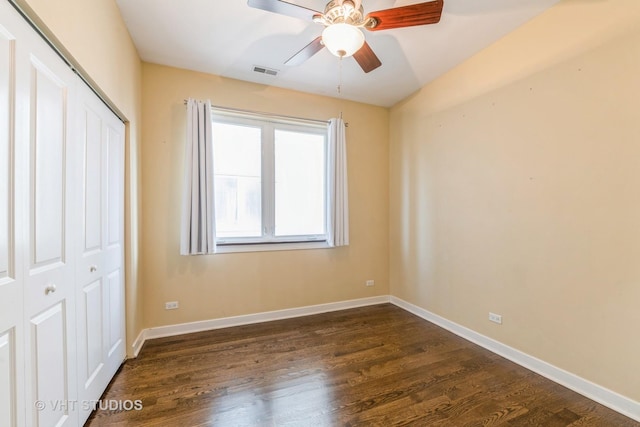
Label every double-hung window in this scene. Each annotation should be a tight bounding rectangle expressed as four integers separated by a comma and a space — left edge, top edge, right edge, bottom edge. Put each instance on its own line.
212, 109, 328, 250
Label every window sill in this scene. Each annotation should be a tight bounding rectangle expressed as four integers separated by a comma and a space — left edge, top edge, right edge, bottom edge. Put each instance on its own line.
215, 240, 331, 254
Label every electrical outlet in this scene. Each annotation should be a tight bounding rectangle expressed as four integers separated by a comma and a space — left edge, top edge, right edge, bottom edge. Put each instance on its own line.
365, 280, 375, 287
165, 301, 179, 310
489, 312, 502, 324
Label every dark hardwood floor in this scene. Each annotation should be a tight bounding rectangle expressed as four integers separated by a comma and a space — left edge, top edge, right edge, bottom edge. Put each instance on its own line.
86, 304, 638, 426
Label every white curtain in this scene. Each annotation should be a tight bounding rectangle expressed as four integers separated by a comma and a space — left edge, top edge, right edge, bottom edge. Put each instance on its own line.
180, 99, 216, 255
327, 117, 349, 247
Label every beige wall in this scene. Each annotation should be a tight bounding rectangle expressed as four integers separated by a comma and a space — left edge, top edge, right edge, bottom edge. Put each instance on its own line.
141, 63, 389, 328
390, 0, 640, 402
16, 0, 639, 406
17, 0, 144, 356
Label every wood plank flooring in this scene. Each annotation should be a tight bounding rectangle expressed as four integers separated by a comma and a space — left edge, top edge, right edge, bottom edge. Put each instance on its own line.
86, 304, 639, 426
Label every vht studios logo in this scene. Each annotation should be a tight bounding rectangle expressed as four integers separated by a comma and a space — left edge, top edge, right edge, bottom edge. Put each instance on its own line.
34, 399, 143, 411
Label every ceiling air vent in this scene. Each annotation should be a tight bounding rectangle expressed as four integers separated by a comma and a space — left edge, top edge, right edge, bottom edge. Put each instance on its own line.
253, 65, 278, 76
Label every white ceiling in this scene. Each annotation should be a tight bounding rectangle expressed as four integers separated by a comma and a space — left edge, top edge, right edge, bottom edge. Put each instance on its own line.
115, 0, 561, 107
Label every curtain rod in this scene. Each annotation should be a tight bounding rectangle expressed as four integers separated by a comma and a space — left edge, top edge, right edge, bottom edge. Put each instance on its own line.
183, 100, 347, 126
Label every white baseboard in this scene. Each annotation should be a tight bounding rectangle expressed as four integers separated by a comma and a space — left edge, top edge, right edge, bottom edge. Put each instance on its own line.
390, 296, 640, 422
131, 295, 390, 355
130, 329, 146, 358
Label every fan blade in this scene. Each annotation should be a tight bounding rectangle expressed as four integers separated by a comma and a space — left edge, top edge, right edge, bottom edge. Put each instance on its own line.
353, 42, 382, 73
365, 0, 443, 31
247, 0, 321, 21
285, 36, 325, 66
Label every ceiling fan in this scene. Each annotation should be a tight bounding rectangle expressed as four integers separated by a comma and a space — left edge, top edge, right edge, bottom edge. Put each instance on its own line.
247, 0, 444, 73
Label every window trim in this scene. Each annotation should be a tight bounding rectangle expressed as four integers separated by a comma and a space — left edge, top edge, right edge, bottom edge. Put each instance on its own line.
211, 108, 329, 251
214, 240, 331, 254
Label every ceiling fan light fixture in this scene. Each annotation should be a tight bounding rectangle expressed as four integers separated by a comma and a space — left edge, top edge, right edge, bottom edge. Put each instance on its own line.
322, 23, 364, 58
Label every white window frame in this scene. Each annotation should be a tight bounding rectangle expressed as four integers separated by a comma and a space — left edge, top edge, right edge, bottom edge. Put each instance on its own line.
212, 109, 330, 253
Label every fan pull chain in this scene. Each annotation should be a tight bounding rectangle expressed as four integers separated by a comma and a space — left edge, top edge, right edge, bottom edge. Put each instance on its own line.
337, 56, 343, 95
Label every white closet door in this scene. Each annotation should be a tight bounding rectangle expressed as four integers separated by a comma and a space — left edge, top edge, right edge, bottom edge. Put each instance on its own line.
0, 4, 25, 426
1, 2, 127, 426
75, 82, 125, 425
19, 13, 79, 427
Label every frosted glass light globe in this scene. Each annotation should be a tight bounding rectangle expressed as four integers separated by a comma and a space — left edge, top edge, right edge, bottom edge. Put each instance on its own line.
322, 23, 365, 58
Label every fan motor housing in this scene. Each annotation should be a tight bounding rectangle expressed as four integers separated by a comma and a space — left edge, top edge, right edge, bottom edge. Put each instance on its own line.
321, 0, 365, 25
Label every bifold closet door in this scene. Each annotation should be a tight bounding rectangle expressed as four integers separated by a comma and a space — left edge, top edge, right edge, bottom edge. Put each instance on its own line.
1, 1, 82, 425
20, 19, 80, 427
75, 82, 126, 425
0, 3, 25, 426
0, 1, 126, 425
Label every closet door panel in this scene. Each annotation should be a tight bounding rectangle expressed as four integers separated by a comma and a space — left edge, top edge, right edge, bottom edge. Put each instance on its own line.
106, 270, 123, 355
24, 41, 78, 427
0, 329, 17, 427
83, 107, 103, 255
106, 124, 123, 249
76, 100, 103, 290
76, 83, 125, 425
0, 10, 23, 427
81, 279, 104, 383
30, 303, 69, 427
76, 96, 107, 418
30, 60, 65, 268
105, 119, 124, 359
0, 12, 13, 283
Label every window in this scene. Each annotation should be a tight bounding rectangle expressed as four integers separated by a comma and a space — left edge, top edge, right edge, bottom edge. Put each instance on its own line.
212, 110, 328, 249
